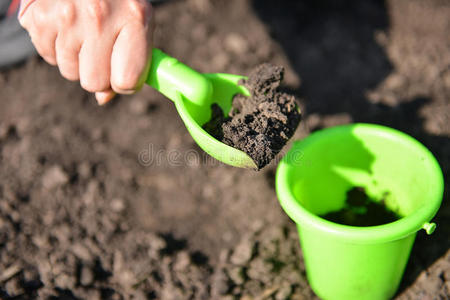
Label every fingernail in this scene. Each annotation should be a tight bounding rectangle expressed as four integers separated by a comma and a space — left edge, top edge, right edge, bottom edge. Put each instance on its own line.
97, 98, 108, 106
96, 95, 112, 106
96, 90, 116, 105
118, 89, 135, 95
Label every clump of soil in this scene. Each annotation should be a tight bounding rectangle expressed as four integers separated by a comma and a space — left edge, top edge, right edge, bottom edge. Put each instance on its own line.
320, 187, 401, 226
203, 64, 301, 170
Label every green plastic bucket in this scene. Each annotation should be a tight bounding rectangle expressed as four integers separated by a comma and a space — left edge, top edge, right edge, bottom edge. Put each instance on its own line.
275, 124, 444, 300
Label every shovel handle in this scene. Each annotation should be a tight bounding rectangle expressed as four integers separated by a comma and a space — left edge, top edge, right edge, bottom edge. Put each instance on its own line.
146, 48, 212, 106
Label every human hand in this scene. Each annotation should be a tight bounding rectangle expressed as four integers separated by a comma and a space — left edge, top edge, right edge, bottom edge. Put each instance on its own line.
19, 0, 154, 105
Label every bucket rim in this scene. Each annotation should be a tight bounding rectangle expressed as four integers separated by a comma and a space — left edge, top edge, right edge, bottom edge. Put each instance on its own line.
275, 123, 444, 244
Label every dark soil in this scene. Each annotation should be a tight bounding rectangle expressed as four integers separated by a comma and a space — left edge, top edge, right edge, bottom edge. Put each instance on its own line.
321, 187, 400, 227
203, 64, 301, 170
1, 0, 449, 299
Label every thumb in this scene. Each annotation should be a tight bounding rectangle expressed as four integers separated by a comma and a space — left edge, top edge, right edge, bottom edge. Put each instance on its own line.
95, 90, 116, 105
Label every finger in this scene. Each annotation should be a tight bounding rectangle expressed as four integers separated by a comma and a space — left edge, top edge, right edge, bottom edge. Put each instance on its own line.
18, 0, 41, 31
95, 90, 116, 105
19, 2, 58, 64
34, 33, 57, 65
110, 22, 152, 94
78, 38, 113, 93
55, 32, 81, 81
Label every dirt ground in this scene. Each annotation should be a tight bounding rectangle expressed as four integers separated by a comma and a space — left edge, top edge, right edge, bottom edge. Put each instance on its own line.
0, 0, 449, 299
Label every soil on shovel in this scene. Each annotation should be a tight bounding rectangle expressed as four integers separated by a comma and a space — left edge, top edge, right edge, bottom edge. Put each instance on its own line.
203, 63, 301, 170
320, 187, 401, 226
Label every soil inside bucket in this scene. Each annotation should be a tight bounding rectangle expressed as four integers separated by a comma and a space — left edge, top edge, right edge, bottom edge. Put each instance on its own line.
203, 64, 301, 170
320, 187, 401, 226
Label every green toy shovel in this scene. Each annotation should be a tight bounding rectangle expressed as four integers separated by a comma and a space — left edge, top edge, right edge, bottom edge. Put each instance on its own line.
145, 48, 257, 169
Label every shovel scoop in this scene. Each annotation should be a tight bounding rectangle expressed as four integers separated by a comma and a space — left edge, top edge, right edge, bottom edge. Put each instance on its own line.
146, 48, 257, 169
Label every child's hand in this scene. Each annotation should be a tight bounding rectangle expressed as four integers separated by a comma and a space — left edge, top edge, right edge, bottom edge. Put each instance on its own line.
19, 0, 154, 105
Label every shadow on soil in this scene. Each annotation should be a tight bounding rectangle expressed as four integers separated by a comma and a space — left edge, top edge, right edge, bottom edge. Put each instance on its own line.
252, 0, 449, 295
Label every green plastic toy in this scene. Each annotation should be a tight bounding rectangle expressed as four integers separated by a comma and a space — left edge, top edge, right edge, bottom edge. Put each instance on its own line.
146, 48, 257, 169
276, 124, 444, 300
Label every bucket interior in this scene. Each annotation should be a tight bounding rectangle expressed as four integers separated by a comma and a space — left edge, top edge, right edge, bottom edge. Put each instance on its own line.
287, 125, 442, 221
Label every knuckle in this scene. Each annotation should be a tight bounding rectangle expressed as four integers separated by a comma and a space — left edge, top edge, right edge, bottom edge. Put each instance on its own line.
87, 0, 109, 30
19, 0, 48, 29
18, 14, 29, 29
19, 9, 37, 30
127, 0, 151, 25
20, 8, 44, 33
33, 8, 46, 26
58, 1, 77, 27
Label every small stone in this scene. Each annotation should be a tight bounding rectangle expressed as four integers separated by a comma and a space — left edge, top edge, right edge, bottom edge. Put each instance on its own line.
42, 166, 69, 189
110, 198, 125, 213
78, 162, 91, 179
250, 220, 264, 232
129, 98, 147, 115
131, 290, 147, 300
230, 237, 254, 265
71, 243, 93, 262
54, 273, 75, 289
224, 33, 249, 55
247, 258, 271, 283
113, 250, 124, 274
147, 235, 166, 258
0, 264, 21, 282
0, 123, 8, 140
227, 266, 245, 285
36, 260, 52, 285
10, 210, 20, 223
384, 73, 406, 90
53, 224, 70, 244
174, 251, 190, 271
275, 283, 292, 300
212, 269, 231, 296
80, 265, 94, 286
32, 235, 48, 249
